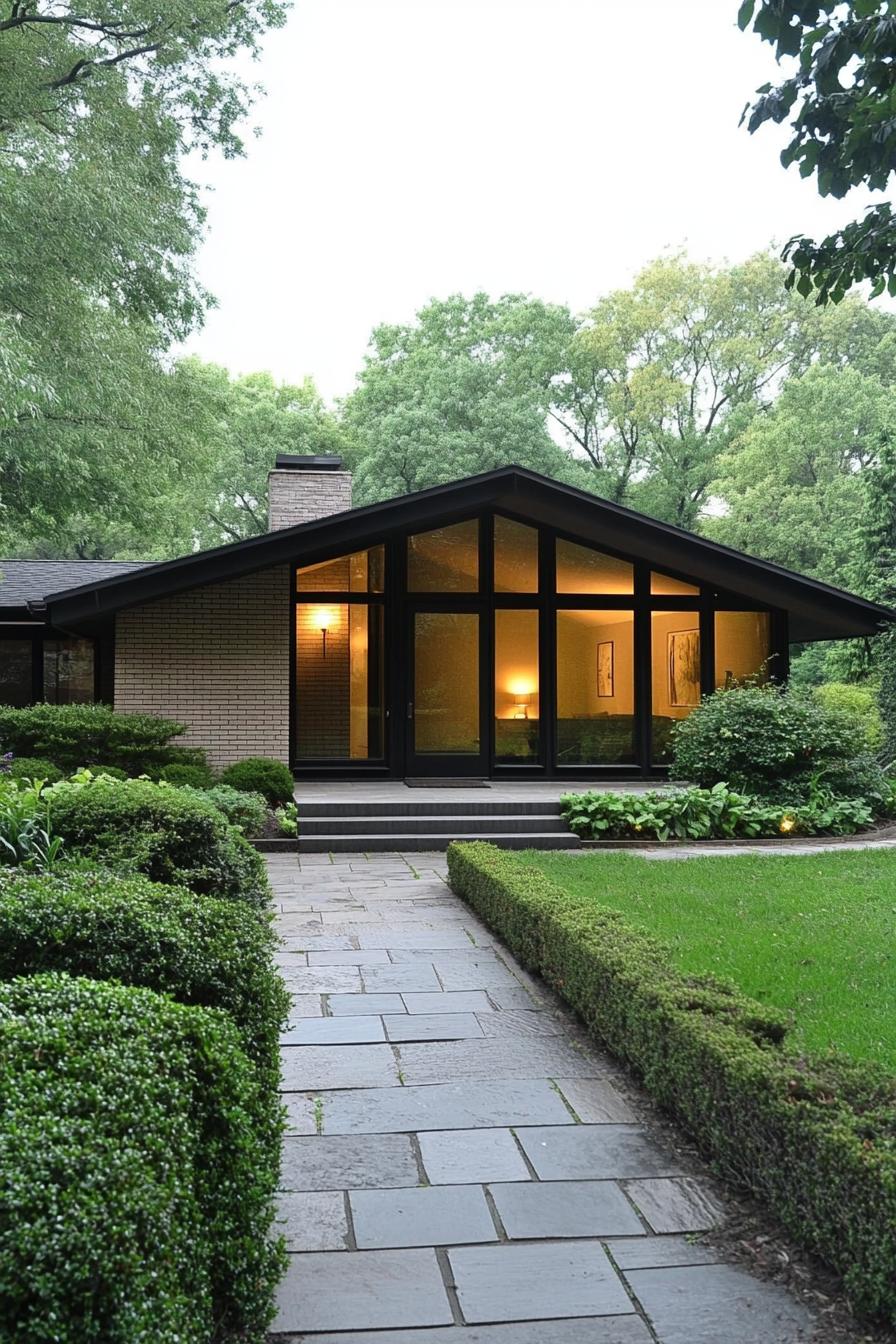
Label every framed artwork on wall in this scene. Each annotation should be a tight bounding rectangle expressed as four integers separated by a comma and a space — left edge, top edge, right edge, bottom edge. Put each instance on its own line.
597, 640, 614, 698
668, 629, 701, 707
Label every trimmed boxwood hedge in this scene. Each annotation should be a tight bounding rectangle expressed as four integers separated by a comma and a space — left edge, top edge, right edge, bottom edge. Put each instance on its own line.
0, 973, 284, 1344
0, 867, 289, 1101
447, 841, 896, 1323
0, 703, 203, 776
47, 777, 270, 908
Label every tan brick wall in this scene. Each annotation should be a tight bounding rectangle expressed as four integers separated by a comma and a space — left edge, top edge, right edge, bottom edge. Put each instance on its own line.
114, 566, 291, 770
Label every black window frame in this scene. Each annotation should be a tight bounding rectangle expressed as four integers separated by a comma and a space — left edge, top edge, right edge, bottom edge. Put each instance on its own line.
289, 509, 786, 778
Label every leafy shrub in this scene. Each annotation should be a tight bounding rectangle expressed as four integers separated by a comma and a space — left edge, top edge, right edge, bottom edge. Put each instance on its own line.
0, 702, 205, 776
220, 756, 294, 807
179, 784, 269, 836
561, 783, 874, 841
0, 780, 62, 869
0, 973, 283, 1343
159, 762, 216, 789
447, 843, 896, 1324
82, 763, 129, 780
814, 681, 884, 752
275, 800, 298, 836
0, 867, 289, 1097
3, 756, 64, 785
670, 683, 886, 803
46, 776, 269, 908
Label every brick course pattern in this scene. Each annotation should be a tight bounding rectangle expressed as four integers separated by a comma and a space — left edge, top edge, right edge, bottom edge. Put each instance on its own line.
268, 469, 353, 530
114, 566, 291, 770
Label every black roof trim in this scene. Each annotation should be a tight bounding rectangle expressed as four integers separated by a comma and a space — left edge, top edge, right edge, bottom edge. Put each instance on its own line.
40, 467, 894, 641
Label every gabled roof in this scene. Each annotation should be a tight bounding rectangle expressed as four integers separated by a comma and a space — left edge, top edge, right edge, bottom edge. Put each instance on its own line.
36, 467, 893, 642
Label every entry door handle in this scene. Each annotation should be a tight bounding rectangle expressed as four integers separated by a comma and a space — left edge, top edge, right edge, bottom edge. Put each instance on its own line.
407, 701, 414, 720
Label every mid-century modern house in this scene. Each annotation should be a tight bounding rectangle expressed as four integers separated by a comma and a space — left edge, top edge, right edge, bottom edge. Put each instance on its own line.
1, 456, 890, 780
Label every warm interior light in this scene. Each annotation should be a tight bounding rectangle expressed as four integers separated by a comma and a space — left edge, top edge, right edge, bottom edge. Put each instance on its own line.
315, 607, 335, 658
779, 815, 796, 834
508, 678, 534, 698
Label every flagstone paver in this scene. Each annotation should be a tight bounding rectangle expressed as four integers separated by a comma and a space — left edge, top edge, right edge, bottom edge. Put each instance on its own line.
267, 850, 818, 1341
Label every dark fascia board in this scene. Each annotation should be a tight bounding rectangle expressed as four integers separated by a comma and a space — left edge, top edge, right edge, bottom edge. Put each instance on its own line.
42, 466, 894, 640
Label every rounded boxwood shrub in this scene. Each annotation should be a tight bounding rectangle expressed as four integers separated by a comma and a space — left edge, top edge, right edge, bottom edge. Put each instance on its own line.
179, 784, 269, 836
220, 756, 295, 807
0, 973, 283, 1344
4, 756, 64, 785
46, 777, 270, 908
0, 867, 289, 1095
670, 683, 887, 804
159, 762, 216, 789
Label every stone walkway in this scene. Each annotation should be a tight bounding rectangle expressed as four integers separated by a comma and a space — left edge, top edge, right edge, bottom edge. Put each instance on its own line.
269, 851, 819, 1343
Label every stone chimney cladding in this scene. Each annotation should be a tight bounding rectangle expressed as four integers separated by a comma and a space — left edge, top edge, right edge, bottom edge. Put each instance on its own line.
267, 468, 353, 531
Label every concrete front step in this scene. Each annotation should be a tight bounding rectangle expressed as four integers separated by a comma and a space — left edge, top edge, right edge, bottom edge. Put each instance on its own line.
296, 799, 565, 818
298, 814, 571, 837
297, 832, 581, 853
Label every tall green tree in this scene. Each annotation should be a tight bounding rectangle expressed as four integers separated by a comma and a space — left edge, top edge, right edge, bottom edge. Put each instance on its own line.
183, 363, 349, 547
555, 253, 816, 527
860, 414, 896, 755
739, 0, 896, 302
0, 1, 288, 555
343, 294, 586, 505
708, 363, 894, 586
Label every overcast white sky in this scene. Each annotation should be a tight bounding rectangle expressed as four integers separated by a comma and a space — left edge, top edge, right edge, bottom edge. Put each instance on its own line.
183, 0, 880, 401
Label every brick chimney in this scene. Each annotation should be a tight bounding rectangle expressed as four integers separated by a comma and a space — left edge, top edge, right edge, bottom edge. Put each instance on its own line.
267, 454, 353, 531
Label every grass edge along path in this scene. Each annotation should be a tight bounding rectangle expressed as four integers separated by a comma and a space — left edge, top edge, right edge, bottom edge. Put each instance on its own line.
519, 848, 896, 1070
446, 841, 896, 1327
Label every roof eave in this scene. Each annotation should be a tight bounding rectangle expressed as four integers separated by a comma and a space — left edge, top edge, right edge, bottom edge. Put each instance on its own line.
40, 466, 894, 640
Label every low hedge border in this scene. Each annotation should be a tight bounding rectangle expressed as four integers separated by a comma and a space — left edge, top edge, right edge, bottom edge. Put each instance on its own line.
0, 973, 284, 1344
447, 841, 896, 1323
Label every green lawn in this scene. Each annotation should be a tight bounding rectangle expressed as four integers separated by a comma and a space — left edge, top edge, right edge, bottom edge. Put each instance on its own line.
518, 850, 896, 1070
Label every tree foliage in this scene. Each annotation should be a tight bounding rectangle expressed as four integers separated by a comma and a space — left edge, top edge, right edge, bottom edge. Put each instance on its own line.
708, 363, 895, 585
343, 294, 586, 505
175, 362, 348, 548
0, 1, 288, 555
556, 252, 816, 527
739, 1, 896, 302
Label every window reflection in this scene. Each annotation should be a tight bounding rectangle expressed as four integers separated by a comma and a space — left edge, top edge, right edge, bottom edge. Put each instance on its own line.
651, 612, 701, 763
494, 517, 538, 593
495, 610, 539, 761
556, 538, 633, 594
715, 612, 772, 688
296, 546, 384, 593
650, 571, 699, 596
44, 638, 94, 704
556, 610, 635, 764
295, 604, 384, 759
414, 612, 480, 753
408, 521, 479, 592
0, 640, 33, 707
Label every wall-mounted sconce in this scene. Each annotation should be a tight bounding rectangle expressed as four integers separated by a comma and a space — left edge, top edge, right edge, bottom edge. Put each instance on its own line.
316, 607, 334, 658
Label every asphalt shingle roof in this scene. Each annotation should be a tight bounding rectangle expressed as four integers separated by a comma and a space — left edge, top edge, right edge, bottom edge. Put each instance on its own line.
0, 560, 151, 608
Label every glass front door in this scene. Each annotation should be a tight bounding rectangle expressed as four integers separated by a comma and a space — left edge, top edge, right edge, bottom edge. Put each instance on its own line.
406, 609, 485, 776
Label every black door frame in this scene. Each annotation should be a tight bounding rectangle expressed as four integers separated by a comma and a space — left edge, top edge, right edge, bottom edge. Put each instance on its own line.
404, 603, 489, 777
